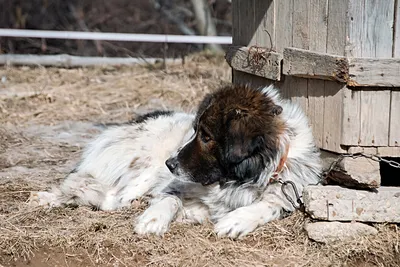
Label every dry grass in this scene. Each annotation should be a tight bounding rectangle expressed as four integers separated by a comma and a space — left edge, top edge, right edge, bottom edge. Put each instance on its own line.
0, 54, 399, 266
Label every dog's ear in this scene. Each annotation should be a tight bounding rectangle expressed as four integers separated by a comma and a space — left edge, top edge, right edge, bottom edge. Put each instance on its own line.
226, 135, 264, 164
271, 105, 282, 116
194, 93, 213, 127
225, 135, 265, 183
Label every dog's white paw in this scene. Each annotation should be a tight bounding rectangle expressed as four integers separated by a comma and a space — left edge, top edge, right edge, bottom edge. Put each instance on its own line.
134, 197, 179, 236
214, 208, 260, 239
28, 191, 60, 208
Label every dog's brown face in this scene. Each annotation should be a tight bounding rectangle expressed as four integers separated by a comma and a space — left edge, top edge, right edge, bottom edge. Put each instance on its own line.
166, 85, 285, 186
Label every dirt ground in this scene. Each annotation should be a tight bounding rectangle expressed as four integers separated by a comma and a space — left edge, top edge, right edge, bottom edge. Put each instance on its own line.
0, 55, 399, 267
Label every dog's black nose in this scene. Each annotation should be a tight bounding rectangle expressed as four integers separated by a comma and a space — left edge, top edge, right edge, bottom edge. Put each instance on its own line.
166, 157, 178, 173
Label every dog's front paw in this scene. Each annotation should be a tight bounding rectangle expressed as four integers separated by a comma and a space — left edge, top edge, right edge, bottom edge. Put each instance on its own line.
28, 191, 60, 208
214, 208, 260, 239
134, 197, 179, 236
134, 210, 170, 236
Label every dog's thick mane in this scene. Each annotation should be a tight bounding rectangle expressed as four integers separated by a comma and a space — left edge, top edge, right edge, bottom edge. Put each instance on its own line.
201, 84, 321, 220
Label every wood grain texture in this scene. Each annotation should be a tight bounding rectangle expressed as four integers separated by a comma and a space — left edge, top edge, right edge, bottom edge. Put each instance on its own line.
390, 2, 400, 147
226, 46, 282, 81
378, 146, 400, 156
283, 47, 348, 82
323, 0, 347, 152
347, 58, 400, 87
274, 0, 293, 98
254, 0, 274, 49
358, 0, 394, 146
290, 0, 309, 114
342, 0, 363, 146
389, 90, 400, 146
306, 0, 329, 149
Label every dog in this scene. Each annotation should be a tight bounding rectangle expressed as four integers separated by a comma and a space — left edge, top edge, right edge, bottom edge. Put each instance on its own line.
29, 84, 322, 239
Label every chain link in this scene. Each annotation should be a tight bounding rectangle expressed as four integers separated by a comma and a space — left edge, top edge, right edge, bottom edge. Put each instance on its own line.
322, 152, 400, 182
283, 152, 399, 210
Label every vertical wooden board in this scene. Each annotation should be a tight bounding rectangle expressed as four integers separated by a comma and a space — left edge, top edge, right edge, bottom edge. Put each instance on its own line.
274, 0, 293, 53
363, 0, 394, 58
292, 0, 310, 50
233, 71, 274, 89
307, 79, 325, 148
389, 91, 400, 146
360, 90, 392, 145
323, 0, 348, 152
395, 0, 400, 55
232, 0, 255, 46
390, 2, 400, 146
231, 0, 241, 46
274, 1, 293, 99
254, 0, 274, 48
290, 0, 309, 115
358, 0, 394, 146
307, 0, 329, 148
342, 0, 363, 146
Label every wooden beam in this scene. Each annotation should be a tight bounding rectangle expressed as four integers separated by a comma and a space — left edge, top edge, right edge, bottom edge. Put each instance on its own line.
282, 47, 400, 87
225, 46, 283, 81
282, 47, 348, 83
347, 58, 400, 87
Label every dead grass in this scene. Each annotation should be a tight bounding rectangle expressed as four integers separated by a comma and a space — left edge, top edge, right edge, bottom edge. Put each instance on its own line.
0, 54, 399, 266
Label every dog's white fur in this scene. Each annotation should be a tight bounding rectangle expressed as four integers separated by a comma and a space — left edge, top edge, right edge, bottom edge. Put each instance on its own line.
29, 85, 321, 239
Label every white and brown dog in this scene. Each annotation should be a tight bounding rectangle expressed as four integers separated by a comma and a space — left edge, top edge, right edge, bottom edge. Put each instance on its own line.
29, 84, 321, 238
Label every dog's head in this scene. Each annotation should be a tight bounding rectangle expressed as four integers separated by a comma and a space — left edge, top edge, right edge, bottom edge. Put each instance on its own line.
166, 85, 285, 186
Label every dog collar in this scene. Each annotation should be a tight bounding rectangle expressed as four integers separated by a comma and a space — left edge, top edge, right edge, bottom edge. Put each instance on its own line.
270, 144, 289, 183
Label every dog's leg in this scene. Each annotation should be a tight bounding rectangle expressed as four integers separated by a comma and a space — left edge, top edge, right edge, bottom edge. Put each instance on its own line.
134, 195, 181, 236
214, 195, 284, 239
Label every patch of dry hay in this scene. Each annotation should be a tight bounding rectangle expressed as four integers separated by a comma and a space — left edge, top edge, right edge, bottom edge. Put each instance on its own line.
0, 53, 230, 127
0, 55, 399, 266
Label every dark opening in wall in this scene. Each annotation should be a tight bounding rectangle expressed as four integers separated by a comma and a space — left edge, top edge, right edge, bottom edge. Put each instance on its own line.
380, 157, 400, 187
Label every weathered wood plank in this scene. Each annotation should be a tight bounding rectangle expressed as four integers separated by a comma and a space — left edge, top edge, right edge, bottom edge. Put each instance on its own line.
290, 0, 309, 114
347, 146, 399, 157
342, 0, 363, 146
254, 1, 274, 49
303, 185, 400, 223
232, 70, 271, 89
377, 146, 400, 156
395, 0, 400, 57
232, 0, 255, 46
282, 48, 400, 87
359, 90, 391, 146
226, 46, 282, 81
390, 4, 400, 147
390, 91, 400, 147
283, 47, 348, 82
358, 0, 394, 147
274, 0, 293, 98
307, 0, 329, 149
347, 58, 400, 87
323, 0, 347, 153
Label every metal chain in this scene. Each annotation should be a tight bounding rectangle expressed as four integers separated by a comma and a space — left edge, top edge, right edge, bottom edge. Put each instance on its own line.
280, 152, 399, 211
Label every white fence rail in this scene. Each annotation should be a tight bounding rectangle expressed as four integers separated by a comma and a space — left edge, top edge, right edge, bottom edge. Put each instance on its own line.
0, 29, 232, 44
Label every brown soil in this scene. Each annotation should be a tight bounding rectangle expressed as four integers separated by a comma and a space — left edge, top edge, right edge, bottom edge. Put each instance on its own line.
0, 55, 399, 267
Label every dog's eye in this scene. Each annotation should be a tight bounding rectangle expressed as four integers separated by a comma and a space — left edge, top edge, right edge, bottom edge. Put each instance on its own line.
200, 129, 212, 143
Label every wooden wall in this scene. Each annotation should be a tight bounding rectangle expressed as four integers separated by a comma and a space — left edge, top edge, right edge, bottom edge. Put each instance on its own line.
231, 0, 400, 155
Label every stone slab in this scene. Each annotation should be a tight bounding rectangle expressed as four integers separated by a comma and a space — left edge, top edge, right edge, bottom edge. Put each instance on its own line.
305, 221, 378, 244
303, 185, 400, 223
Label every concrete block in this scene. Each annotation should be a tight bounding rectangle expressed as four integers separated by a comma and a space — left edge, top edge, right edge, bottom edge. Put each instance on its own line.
320, 150, 380, 188
305, 221, 378, 244
303, 185, 400, 223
